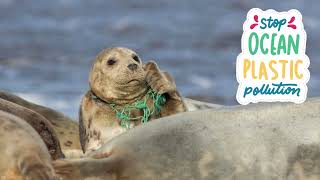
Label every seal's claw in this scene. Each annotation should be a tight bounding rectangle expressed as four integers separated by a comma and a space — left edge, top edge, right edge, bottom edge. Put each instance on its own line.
144, 61, 159, 72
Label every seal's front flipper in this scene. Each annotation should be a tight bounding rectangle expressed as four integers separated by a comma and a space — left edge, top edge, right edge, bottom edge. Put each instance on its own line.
144, 61, 176, 95
53, 157, 119, 180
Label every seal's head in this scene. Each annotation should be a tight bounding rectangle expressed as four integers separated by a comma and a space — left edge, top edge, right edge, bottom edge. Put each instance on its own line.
89, 47, 147, 104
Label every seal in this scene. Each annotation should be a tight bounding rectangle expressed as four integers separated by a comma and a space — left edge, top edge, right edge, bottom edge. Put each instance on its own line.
79, 47, 186, 153
0, 91, 81, 156
0, 110, 57, 179
0, 97, 64, 160
54, 98, 320, 180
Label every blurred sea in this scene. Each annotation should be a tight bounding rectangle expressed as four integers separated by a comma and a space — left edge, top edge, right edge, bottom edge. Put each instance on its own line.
0, 0, 319, 118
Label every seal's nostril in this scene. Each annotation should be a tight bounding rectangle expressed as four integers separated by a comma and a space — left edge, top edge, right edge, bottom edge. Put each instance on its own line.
128, 64, 138, 71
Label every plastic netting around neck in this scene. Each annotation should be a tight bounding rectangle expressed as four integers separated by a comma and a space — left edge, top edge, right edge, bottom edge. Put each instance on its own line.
91, 88, 166, 129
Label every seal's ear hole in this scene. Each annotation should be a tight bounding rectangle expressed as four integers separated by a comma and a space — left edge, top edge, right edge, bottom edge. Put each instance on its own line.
107, 59, 116, 66
132, 55, 140, 63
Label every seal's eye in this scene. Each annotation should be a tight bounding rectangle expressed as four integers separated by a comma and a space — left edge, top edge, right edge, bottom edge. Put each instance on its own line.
132, 55, 140, 63
107, 59, 116, 65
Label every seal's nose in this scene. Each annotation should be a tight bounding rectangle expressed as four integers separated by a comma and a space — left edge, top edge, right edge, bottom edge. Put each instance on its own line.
128, 64, 138, 71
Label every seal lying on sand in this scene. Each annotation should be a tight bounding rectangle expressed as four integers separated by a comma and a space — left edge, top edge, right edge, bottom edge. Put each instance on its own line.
0, 110, 57, 179
54, 98, 320, 180
0, 98, 64, 160
79, 47, 186, 153
0, 91, 81, 155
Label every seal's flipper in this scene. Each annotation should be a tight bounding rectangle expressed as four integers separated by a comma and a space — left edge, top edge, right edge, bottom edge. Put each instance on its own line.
53, 157, 119, 179
162, 71, 176, 86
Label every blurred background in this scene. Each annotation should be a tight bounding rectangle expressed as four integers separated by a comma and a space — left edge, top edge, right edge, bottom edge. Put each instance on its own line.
0, 0, 319, 118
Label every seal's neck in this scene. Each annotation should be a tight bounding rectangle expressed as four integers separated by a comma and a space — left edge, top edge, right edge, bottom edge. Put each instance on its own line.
90, 82, 148, 105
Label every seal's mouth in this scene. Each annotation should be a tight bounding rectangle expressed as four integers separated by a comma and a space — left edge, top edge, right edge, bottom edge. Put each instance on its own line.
127, 79, 141, 84
115, 79, 142, 86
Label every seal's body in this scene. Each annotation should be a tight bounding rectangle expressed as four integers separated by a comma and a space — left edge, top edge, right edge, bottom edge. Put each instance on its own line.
0, 97, 64, 160
0, 91, 81, 156
79, 47, 186, 153
0, 110, 56, 179
55, 98, 320, 180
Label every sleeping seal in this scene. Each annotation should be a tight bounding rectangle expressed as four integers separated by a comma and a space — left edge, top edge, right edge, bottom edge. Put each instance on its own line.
54, 98, 320, 180
0, 97, 64, 160
0, 91, 81, 157
0, 110, 57, 179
